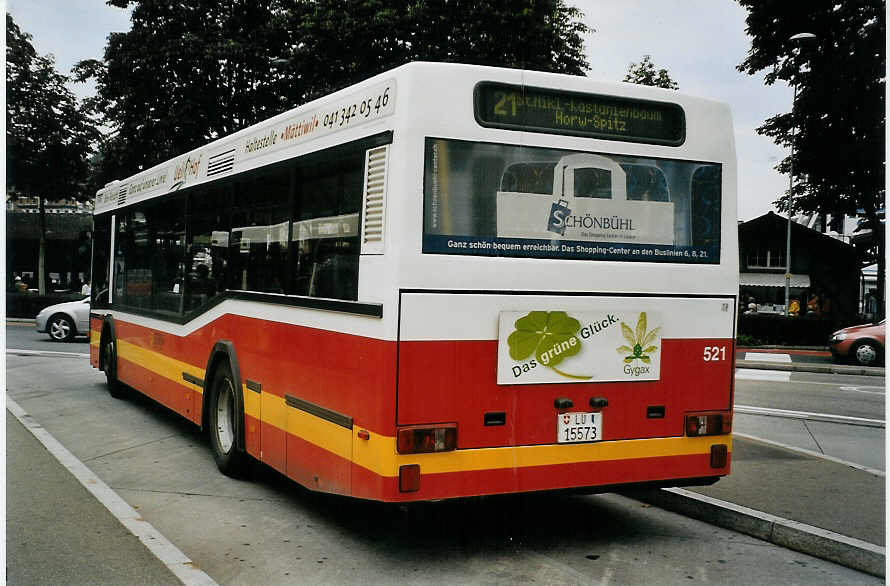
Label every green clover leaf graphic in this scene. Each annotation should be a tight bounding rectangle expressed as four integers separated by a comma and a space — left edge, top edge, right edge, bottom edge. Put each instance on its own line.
508, 311, 591, 380
617, 312, 660, 364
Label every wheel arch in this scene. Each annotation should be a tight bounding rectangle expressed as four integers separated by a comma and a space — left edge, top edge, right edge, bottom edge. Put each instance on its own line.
201, 341, 246, 453
852, 337, 884, 350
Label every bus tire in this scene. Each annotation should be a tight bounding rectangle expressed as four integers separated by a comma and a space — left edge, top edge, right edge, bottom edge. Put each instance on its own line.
208, 363, 248, 478
101, 333, 128, 399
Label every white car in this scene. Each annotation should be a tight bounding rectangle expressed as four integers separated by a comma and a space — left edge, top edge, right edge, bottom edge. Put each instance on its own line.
35, 297, 90, 342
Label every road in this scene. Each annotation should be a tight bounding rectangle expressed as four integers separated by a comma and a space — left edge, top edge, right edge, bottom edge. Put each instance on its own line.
5, 323, 883, 584
734, 368, 884, 471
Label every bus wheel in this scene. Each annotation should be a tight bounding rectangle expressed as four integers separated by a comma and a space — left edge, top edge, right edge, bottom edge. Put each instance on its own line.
101, 336, 128, 399
208, 363, 247, 477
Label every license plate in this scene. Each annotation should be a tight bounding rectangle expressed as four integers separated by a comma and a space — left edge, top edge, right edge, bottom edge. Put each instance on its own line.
557, 412, 603, 444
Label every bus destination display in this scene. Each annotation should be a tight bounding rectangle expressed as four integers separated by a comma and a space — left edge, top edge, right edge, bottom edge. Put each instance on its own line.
475, 83, 685, 146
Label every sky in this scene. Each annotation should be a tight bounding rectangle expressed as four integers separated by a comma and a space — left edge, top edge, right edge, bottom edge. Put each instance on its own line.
6, 0, 794, 221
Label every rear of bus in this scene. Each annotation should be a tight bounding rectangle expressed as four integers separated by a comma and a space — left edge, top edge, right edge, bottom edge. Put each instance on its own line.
385, 63, 736, 500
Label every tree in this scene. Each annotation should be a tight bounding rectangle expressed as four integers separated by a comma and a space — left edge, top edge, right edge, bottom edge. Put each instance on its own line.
623, 55, 679, 89
75, 0, 294, 186
290, 0, 590, 100
79, 0, 590, 184
6, 13, 99, 293
737, 0, 885, 319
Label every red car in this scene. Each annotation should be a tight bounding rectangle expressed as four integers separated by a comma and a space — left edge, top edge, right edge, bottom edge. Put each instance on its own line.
829, 320, 885, 366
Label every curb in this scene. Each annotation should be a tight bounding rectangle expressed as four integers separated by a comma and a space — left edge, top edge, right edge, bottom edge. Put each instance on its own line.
624, 487, 885, 577
737, 360, 885, 377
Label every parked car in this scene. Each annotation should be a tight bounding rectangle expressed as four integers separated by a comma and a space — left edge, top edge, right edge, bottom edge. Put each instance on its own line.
829, 319, 885, 366
35, 297, 90, 342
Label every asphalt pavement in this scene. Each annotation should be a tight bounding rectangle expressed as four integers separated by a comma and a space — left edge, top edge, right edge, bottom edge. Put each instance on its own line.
5, 323, 887, 579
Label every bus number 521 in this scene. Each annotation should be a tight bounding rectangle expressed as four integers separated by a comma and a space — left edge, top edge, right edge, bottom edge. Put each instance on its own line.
703, 346, 726, 362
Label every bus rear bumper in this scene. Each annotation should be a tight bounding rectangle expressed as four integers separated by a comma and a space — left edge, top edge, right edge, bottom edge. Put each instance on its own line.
351, 435, 732, 503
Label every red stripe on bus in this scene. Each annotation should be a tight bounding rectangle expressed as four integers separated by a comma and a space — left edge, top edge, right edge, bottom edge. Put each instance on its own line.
116, 356, 201, 424
286, 432, 351, 497
112, 315, 398, 436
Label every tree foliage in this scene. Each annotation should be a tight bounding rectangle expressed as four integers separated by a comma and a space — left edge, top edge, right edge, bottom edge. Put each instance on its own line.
736, 1, 884, 227
622, 55, 678, 90
6, 13, 98, 200
80, 0, 590, 185
737, 0, 885, 316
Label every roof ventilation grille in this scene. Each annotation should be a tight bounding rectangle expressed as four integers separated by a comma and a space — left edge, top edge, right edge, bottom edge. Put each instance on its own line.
208, 148, 236, 177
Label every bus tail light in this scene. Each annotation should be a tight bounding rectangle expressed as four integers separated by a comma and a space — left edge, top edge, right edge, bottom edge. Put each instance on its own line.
685, 413, 732, 437
397, 425, 457, 454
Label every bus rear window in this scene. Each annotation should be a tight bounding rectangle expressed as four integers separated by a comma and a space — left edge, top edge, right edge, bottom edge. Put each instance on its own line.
573, 168, 612, 199
422, 138, 721, 263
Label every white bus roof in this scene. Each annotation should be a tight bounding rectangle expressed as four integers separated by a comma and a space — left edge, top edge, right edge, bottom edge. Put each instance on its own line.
94, 61, 733, 215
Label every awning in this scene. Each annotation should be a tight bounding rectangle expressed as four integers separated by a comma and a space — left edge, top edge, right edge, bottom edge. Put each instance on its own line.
739, 273, 811, 288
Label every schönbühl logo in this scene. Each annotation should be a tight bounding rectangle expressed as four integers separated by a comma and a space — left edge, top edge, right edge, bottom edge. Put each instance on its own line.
547, 199, 571, 235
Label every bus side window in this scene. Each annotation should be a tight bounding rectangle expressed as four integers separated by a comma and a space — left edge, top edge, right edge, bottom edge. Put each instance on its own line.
293, 151, 363, 301
228, 168, 291, 294
91, 214, 111, 307
186, 185, 232, 313
146, 196, 186, 315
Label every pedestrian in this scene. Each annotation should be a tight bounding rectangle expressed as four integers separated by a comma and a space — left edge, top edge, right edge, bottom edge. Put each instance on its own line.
807, 294, 820, 316
81, 281, 91, 296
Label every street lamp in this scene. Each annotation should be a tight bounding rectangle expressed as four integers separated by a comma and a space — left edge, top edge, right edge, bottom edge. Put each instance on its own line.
784, 32, 817, 316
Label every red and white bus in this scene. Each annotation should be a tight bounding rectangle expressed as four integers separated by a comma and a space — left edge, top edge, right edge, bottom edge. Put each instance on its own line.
89, 62, 737, 502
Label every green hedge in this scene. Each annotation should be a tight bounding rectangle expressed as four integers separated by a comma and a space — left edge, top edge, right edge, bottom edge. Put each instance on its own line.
737, 313, 839, 346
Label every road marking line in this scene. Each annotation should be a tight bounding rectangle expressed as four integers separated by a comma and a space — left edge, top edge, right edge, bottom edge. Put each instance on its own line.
736, 373, 885, 392
733, 432, 885, 477
6, 396, 218, 586
745, 352, 792, 363
839, 385, 886, 395
735, 369, 791, 382
735, 405, 885, 428
7, 348, 90, 359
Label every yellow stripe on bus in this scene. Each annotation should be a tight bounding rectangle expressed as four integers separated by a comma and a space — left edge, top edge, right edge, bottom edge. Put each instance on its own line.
117, 339, 205, 392
352, 432, 730, 478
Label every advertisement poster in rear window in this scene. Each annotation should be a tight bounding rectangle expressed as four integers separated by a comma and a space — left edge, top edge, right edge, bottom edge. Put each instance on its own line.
422, 138, 721, 263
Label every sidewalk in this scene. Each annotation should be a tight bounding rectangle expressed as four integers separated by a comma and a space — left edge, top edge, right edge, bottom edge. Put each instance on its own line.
6, 410, 188, 585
